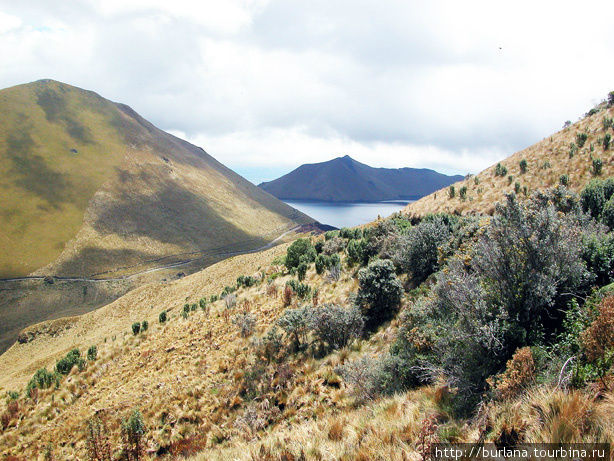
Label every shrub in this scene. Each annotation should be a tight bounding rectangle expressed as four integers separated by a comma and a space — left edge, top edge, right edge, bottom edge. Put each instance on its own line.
132, 322, 141, 335
448, 185, 455, 199
346, 238, 369, 266
183, 304, 190, 315
340, 228, 362, 239
221, 285, 235, 298
285, 239, 316, 269
27, 368, 56, 394
601, 197, 614, 229
85, 415, 112, 461
459, 186, 467, 200
159, 310, 167, 323
515, 181, 521, 193
210, 294, 218, 303
276, 307, 312, 350
582, 231, 614, 286
324, 230, 338, 241
121, 409, 146, 461
6, 391, 19, 402
576, 132, 588, 148
507, 175, 513, 185
237, 275, 256, 288
282, 284, 293, 306
569, 143, 577, 158
519, 159, 528, 174
495, 163, 508, 177
559, 174, 569, 186
199, 298, 207, 310
310, 305, 364, 350
608, 91, 614, 107
233, 312, 257, 337
392, 216, 451, 284
315, 255, 327, 274
327, 263, 341, 282
297, 262, 308, 281
224, 293, 237, 309
56, 349, 85, 375
603, 116, 613, 131
142, 320, 148, 331
314, 240, 324, 253
87, 345, 97, 361
581, 179, 609, 218
592, 158, 603, 176
357, 259, 403, 330
581, 296, 614, 362
322, 237, 345, 255
473, 193, 587, 347
604, 133, 611, 150
490, 347, 535, 400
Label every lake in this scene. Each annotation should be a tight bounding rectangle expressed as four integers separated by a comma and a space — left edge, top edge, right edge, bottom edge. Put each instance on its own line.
284, 200, 413, 229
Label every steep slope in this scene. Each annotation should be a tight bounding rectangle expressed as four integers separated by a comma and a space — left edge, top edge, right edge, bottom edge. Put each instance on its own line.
406, 102, 614, 216
0, 79, 313, 279
259, 155, 463, 202
0, 79, 318, 356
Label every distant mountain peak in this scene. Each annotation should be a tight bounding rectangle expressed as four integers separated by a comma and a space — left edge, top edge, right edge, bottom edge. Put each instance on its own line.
259, 155, 463, 202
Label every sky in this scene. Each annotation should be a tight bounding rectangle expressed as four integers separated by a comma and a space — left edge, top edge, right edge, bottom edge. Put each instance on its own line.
0, 1, 613, 184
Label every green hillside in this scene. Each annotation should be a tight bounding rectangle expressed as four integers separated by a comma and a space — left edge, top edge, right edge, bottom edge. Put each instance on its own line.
0, 80, 313, 278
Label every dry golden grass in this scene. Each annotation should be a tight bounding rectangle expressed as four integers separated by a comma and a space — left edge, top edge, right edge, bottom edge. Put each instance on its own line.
407, 105, 614, 217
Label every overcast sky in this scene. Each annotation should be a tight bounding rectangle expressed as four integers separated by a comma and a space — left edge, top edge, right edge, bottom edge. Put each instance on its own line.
1, 1, 613, 184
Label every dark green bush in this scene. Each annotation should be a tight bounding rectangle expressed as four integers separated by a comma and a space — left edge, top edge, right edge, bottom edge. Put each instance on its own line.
357, 259, 403, 330
592, 158, 603, 176
285, 238, 316, 269
56, 349, 85, 375
159, 310, 167, 323
27, 368, 56, 395
346, 238, 369, 266
604, 133, 611, 150
576, 132, 588, 148
141, 320, 148, 331
448, 185, 455, 198
459, 186, 467, 200
297, 262, 308, 281
582, 231, 614, 286
559, 174, 569, 186
569, 143, 578, 158
519, 159, 528, 173
87, 345, 97, 361
276, 306, 312, 350
210, 294, 218, 303
495, 163, 508, 177
392, 216, 451, 284
315, 255, 327, 275
121, 409, 146, 461
581, 179, 610, 218
132, 322, 141, 335
199, 298, 207, 310
601, 196, 614, 229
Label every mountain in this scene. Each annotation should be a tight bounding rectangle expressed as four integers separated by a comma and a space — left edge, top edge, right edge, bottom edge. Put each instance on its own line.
258, 155, 464, 202
0, 79, 314, 279
406, 101, 614, 216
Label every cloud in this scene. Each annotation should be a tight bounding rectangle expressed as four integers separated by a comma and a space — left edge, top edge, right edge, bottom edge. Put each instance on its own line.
0, 0, 613, 182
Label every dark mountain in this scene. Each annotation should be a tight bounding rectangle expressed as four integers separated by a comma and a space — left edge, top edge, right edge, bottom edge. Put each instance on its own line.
259, 155, 464, 202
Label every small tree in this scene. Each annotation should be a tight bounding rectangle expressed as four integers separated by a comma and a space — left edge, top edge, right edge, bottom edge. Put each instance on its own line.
310, 305, 364, 350
131, 322, 141, 335
159, 310, 167, 323
315, 255, 327, 275
285, 239, 316, 269
85, 415, 112, 461
448, 185, 455, 199
604, 133, 611, 150
357, 259, 403, 330
141, 320, 148, 332
297, 262, 308, 281
459, 186, 467, 200
121, 409, 146, 461
519, 159, 528, 174
87, 345, 97, 361
592, 158, 603, 176
576, 132, 588, 148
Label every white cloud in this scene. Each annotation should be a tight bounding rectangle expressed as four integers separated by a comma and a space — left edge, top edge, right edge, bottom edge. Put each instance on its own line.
0, 0, 613, 182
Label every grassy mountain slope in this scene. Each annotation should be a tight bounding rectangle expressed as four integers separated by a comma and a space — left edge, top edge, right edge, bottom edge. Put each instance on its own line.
0, 80, 313, 278
259, 155, 463, 202
407, 103, 614, 217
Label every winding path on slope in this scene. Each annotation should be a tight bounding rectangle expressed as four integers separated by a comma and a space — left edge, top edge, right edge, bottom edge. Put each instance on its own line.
0, 225, 301, 283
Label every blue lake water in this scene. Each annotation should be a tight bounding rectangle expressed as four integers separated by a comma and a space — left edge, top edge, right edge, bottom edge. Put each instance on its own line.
284, 200, 413, 229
